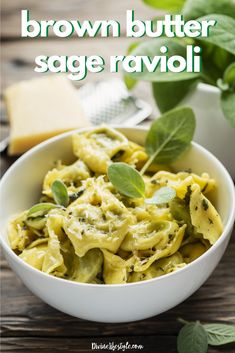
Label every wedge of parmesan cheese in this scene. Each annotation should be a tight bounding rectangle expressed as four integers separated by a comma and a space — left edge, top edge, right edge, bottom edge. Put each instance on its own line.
4, 75, 90, 155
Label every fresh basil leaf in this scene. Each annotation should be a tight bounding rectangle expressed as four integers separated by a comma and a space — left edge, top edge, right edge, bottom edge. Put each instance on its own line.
221, 90, 235, 127
145, 186, 176, 204
108, 163, 145, 198
141, 106, 195, 173
152, 79, 198, 113
182, 0, 235, 20
143, 0, 185, 12
126, 38, 200, 82
197, 15, 235, 56
177, 322, 208, 353
27, 203, 61, 218
51, 180, 69, 207
223, 62, 235, 87
203, 323, 235, 346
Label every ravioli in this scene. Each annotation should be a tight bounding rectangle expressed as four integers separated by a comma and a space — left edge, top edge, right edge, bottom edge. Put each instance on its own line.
73, 126, 129, 173
8, 126, 223, 284
189, 184, 223, 244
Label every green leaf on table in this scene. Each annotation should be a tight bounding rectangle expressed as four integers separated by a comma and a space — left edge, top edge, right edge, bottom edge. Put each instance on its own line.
152, 79, 198, 113
196, 15, 235, 56
177, 322, 208, 353
182, 0, 235, 20
221, 90, 235, 127
203, 323, 235, 346
51, 180, 69, 207
141, 106, 195, 174
143, 0, 185, 12
126, 38, 201, 82
108, 163, 145, 198
27, 203, 61, 218
145, 186, 176, 204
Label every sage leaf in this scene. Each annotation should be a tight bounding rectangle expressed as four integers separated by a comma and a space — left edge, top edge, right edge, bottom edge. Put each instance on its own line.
143, 0, 185, 12
108, 163, 145, 198
204, 323, 235, 346
51, 180, 69, 207
152, 79, 198, 113
196, 15, 235, 56
124, 42, 140, 90
217, 78, 230, 92
141, 106, 195, 174
27, 203, 61, 218
182, 0, 235, 20
126, 39, 200, 82
221, 90, 235, 127
177, 322, 208, 353
145, 186, 176, 204
223, 62, 235, 87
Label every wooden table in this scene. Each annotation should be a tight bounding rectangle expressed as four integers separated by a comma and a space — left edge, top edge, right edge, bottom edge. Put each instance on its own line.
1, 1, 235, 352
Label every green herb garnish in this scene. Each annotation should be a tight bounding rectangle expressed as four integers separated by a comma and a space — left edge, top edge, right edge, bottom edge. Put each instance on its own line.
141, 106, 195, 174
177, 318, 235, 352
108, 162, 145, 198
145, 186, 176, 204
177, 321, 208, 353
108, 106, 195, 201
51, 180, 69, 207
203, 323, 235, 346
27, 203, 61, 218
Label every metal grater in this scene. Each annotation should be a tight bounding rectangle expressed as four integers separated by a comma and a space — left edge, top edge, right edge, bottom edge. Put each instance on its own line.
78, 79, 152, 126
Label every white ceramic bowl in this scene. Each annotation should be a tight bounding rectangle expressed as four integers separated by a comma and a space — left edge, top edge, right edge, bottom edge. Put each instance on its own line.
0, 127, 235, 323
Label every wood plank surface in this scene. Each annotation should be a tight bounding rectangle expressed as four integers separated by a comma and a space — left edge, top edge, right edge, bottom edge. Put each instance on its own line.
2, 336, 235, 353
1, 237, 235, 352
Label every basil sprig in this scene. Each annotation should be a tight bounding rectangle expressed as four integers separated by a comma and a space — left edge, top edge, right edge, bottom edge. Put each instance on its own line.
177, 318, 235, 353
108, 106, 195, 201
125, 0, 235, 127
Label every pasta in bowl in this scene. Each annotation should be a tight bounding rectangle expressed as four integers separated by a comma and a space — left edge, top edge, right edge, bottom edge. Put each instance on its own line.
0, 126, 234, 322
8, 126, 223, 285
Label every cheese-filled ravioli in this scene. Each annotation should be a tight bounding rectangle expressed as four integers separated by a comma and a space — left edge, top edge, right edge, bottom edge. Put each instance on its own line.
8, 126, 223, 284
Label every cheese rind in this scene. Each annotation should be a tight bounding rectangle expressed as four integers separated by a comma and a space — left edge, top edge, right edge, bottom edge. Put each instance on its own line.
4, 75, 90, 155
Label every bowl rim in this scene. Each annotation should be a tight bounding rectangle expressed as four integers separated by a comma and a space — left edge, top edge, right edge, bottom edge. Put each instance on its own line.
1, 125, 235, 288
